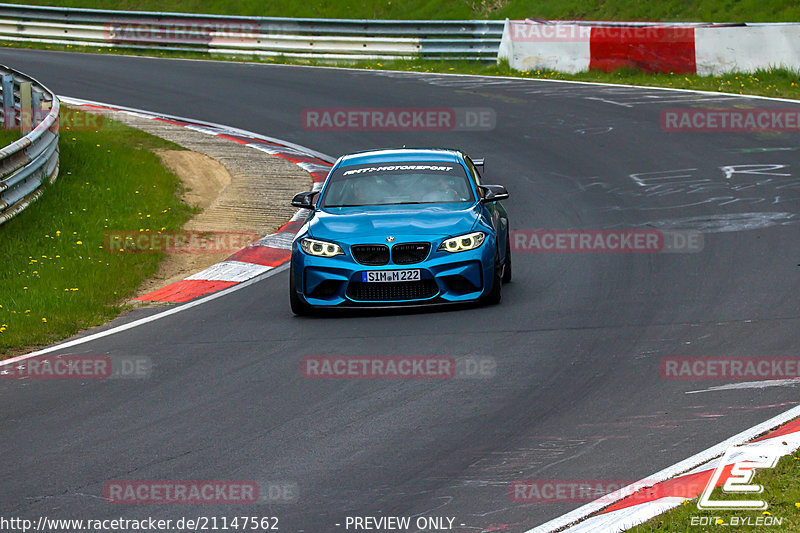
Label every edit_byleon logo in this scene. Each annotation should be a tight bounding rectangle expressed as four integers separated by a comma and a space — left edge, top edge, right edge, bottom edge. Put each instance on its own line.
697, 445, 783, 511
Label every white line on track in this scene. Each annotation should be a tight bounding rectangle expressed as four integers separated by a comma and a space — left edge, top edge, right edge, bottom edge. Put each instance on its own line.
59, 96, 337, 164
0, 263, 289, 369
686, 378, 800, 394
28, 50, 800, 106
525, 403, 800, 533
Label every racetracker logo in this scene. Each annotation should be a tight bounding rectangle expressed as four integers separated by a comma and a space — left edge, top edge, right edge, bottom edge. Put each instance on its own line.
660, 357, 800, 381
9, 108, 100, 130
661, 109, 800, 132
301, 356, 495, 379
511, 229, 703, 253
103, 481, 298, 504
509, 478, 707, 503
104, 19, 259, 44
509, 22, 694, 42
104, 230, 259, 254
1, 355, 151, 380
301, 107, 495, 131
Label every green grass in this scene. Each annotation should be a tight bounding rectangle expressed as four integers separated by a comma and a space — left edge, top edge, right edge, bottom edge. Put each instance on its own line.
0, 128, 21, 147
0, 108, 194, 356
4, 0, 800, 21
629, 452, 800, 532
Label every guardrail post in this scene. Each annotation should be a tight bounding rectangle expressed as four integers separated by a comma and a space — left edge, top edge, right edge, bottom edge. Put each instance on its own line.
1, 73, 14, 130
32, 87, 43, 125
19, 81, 32, 134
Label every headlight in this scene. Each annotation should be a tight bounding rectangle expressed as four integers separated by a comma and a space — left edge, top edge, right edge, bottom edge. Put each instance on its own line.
438, 231, 486, 253
300, 238, 343, 257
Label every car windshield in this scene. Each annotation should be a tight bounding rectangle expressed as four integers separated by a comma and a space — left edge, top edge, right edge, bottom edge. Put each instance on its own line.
320, 161, 474, 207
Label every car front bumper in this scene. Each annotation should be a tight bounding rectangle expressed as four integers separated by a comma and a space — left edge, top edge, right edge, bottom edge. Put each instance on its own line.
290, 238, 496, 308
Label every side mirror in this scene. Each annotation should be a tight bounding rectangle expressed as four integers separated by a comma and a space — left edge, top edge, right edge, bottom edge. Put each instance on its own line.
479, 185, 509, 203
472, 158, 485, 170
291, 191, 319, 209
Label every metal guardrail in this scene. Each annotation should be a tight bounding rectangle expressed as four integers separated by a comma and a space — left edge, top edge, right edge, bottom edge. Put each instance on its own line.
0, 64, 59, 225
0, 4, 504, 60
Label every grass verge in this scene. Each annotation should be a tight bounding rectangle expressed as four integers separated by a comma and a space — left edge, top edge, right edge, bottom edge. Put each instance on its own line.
0, 128, 21, 147
0, 108, 195, 357
630, 451, 800, 532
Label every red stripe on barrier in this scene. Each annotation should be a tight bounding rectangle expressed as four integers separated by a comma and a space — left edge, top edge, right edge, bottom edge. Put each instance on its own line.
136, 279, 237, 303
226, 246, 291, 267
279, 154, 329, 164
752, 417, 800, 442
275, 219, 304, 234
152, 117, 192, 127
600, 416, 800, 515
590, 26, 696, 73
602, 466, 729, 513
309, 170, 330, 182
250, 138, 284, 147
215, 133, 249, 145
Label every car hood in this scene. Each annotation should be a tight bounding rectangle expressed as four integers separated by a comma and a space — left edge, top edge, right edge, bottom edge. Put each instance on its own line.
308, 203, 480, 240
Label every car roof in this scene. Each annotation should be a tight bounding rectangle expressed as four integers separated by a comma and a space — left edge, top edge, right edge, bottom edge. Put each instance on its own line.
337, 148, 463, 167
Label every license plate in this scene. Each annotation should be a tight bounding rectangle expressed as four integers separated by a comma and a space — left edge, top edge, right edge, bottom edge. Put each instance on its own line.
362, 269, 421, 283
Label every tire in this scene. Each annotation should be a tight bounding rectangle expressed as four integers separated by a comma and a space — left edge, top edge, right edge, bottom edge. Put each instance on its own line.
502, 231, 512, 284
481, 248, 503, 306
289, 266, 310, 316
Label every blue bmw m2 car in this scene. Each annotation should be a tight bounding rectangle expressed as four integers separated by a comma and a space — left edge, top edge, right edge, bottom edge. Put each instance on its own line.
289, 148, 511, 314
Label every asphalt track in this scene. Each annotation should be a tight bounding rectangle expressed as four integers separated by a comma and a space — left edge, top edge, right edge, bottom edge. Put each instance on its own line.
2, 48, 800, 532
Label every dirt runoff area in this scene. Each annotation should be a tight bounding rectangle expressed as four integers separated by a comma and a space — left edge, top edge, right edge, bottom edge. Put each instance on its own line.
66, 105, 313, 302
133, 150, 233, 299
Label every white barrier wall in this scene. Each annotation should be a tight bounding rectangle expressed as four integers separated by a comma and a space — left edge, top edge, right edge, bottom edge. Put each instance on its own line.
498, 20, 590, 74
500, 20, 800, 75
695, 25, 800, 75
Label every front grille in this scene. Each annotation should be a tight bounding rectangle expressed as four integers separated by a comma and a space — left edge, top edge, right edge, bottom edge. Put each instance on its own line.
352, 244, 389, 265
391, 242, 431, 265
346, 280, 439, 301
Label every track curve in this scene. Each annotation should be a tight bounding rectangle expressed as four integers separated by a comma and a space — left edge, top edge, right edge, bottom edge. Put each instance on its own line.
2, 49, 800, 532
